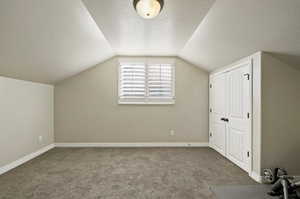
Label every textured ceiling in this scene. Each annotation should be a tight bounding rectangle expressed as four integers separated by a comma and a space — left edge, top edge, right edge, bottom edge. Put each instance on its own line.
0, 0, 300, 84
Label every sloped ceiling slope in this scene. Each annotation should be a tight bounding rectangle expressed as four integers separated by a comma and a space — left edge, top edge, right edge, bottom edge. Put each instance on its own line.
1, 0, 300, 84
82, 0, 215, 56
0, 0, 114, 84
180, 0, 300, 71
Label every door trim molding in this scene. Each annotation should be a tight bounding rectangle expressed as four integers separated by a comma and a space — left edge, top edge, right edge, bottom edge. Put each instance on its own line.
250, 171, 262, 183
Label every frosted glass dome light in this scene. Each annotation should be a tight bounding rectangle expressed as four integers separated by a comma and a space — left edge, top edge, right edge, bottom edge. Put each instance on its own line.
133, 0, 164, 19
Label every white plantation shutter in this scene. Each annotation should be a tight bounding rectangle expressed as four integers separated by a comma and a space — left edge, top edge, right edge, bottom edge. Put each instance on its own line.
148, 64, 173, 98
119, 64, 146, 98
119, 59, 175, 104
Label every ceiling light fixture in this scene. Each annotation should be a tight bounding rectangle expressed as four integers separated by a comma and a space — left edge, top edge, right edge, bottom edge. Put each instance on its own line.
133, 0, 164, 19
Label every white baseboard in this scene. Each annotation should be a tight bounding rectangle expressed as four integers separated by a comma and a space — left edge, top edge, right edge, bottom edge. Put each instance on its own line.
250, 171, 262, 183
0, 144, 55, 175
55, 142, 209, 148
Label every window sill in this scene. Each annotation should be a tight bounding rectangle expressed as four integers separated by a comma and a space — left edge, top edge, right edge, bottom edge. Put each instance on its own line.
118, 100, 175, 105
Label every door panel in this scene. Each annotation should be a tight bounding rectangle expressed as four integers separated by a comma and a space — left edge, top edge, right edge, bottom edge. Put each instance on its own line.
229, 71, 244, 118
212, 75, 226, 116
210, 73, 227, 156
226, 62, 251, 172
228, 128, 244, 162
211, 122, 226, 155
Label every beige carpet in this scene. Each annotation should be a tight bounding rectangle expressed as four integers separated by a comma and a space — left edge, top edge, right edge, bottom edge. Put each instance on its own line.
0, 147, 255, 199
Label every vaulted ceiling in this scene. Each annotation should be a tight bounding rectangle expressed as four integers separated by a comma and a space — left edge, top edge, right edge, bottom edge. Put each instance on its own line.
0, 0, 114, 84
0, 0, 300, 84
180, 0, 300, 71
82, 0, 214, 56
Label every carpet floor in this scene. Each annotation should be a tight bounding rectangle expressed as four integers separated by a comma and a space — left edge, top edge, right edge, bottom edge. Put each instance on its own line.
0, 147, 255, 199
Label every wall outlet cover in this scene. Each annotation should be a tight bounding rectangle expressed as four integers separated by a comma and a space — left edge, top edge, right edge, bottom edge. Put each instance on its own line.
38, 136, 43, 143
170, 130, 175, 136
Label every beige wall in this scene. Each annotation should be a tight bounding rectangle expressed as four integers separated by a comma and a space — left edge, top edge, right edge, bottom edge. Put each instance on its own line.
0, 76, 54, 168
54, 57, 209, 143
261, 53, 300, 175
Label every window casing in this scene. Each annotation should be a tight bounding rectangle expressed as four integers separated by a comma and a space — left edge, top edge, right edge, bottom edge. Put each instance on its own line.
118, 58, 175, 104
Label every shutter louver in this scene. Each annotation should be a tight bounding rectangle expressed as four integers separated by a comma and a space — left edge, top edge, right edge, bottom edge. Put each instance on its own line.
120, 64, 146, 98
148, 64, 173, 98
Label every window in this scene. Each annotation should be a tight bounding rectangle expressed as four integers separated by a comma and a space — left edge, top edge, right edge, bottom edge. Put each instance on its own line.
118, 58, 175, 104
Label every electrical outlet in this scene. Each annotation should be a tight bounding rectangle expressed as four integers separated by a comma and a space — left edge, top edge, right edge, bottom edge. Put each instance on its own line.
170, 130, 175, 136
38, 136, 43, 143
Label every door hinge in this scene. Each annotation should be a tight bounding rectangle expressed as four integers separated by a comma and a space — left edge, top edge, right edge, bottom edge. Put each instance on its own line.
209, 84, 212, 88
244, 73, 250, 80
247, 151, 250, 157
209, 108, 212, 113
247, 112, 250, 119
210, 132, 212, 137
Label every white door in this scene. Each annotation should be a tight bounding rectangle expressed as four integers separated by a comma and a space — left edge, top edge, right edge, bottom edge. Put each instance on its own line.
226, 62, 252, 172
210, 73, 227, 156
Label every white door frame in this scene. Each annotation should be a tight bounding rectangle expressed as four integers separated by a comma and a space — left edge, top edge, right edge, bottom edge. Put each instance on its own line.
209, 58, 253, 175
